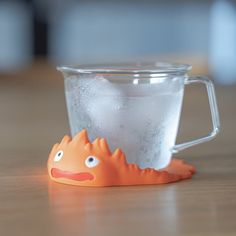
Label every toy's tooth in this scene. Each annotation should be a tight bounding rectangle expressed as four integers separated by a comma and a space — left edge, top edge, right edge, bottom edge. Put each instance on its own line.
60, 135, 72, 145
141, 168, 155, 176
129, 164, 139, 171
85, 142, 92, 151
133, 164, 139, 171
112, 148, 122, 158
73, 129, 89, 145
92, 138, 100, 146
112, 148, 127, 165
99, 138, 111, 155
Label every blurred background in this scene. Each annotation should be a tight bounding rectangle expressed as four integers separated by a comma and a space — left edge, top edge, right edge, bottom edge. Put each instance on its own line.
0, 0, 235, 161
0, 0, 236, 84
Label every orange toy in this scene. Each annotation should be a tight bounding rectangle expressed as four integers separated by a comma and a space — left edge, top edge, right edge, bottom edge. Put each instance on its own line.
47, 129, 196, 187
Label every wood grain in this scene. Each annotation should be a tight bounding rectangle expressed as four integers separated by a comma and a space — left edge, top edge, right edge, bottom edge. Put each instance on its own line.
0, 61, 236, 236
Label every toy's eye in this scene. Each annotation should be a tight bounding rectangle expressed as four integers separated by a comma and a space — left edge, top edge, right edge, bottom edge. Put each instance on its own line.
85, 156, 100, 168
54, 150, 64, 162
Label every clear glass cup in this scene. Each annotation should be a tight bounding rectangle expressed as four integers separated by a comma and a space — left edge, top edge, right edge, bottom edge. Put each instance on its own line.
57, 62, 220, 170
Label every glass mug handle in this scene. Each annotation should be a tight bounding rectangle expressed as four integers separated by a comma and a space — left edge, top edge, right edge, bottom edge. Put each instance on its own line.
172, 76, 220, 153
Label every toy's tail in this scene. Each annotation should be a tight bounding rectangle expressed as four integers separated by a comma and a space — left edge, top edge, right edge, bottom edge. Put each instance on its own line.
116, 159, 195, 186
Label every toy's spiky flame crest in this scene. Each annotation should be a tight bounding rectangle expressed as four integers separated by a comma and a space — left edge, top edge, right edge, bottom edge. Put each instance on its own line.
47, 129, 195, 187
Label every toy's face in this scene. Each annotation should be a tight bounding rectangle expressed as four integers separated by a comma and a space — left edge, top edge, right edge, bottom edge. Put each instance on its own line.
48, 130, 196, 187
47, 131, 117, 186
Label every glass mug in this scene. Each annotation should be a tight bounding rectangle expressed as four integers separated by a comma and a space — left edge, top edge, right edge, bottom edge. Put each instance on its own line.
57, 63, 220, 170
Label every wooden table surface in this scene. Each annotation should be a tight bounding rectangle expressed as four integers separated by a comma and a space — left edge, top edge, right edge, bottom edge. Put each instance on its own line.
0, 61, 236, 236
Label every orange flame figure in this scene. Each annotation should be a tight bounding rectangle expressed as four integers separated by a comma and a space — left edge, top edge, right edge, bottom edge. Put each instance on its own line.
47, 129, 195, 187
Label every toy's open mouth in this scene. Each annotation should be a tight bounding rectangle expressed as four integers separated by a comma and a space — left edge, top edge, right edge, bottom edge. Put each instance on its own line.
51, 168, 94, 181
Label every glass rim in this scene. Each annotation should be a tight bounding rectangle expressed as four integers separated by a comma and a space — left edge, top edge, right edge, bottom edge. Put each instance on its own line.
57, 62, 192, 75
